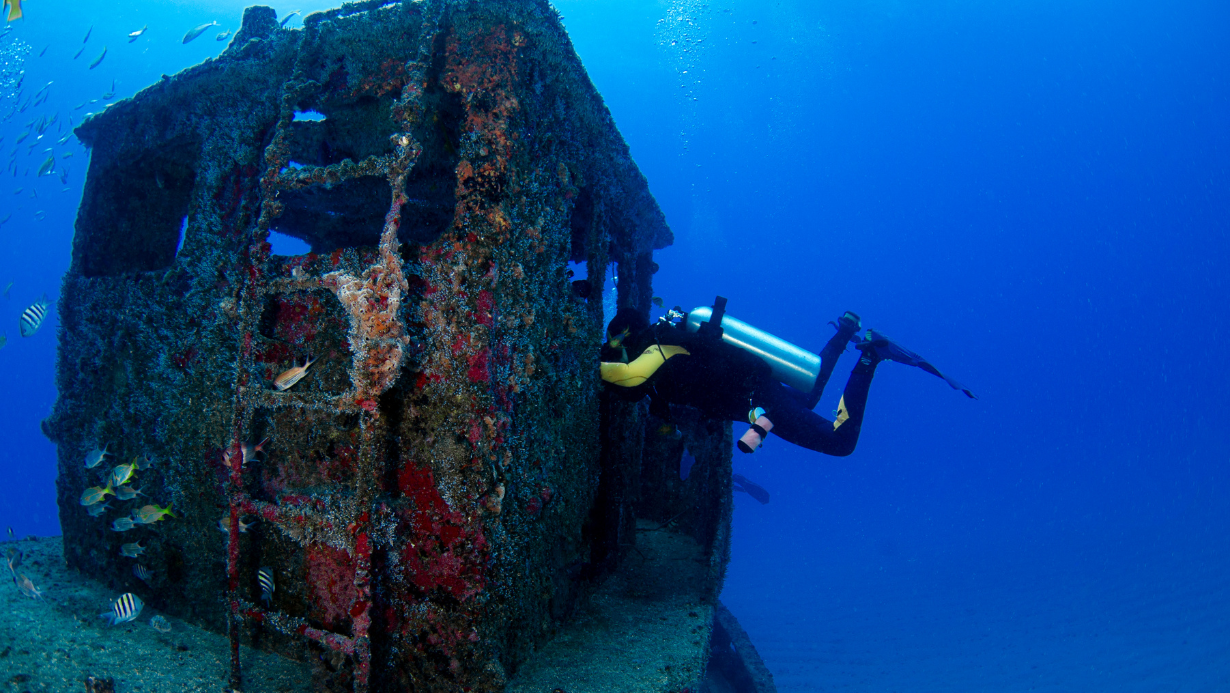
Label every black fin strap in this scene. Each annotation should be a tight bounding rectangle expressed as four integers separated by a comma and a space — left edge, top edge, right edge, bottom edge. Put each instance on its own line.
750, 423, 769, 439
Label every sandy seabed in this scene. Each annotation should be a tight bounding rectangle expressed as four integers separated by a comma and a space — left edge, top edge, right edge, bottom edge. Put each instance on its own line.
0, 536, 311, 692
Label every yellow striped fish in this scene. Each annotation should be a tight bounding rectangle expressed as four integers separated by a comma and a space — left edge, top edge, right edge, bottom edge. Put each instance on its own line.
257, 567, 275, 606
101, 593, 143, 625
19, 295, 49, 337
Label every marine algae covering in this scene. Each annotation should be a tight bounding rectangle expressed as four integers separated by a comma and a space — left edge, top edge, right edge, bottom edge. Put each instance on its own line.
44, 1, 741, 690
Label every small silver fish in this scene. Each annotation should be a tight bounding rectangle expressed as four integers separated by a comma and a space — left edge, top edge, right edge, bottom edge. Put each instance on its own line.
86, 502, 110, 517
80, 485, 114, 506
218, 515, 255, 534
279, 10, 301, 27
36, 155, 53, 176
149, 614, 171, 633
19, 295, 49, 337
273, 356, 315, 391
119, 540, 145, 558
109, 462, 137, 487
182, 21, 218, 44
135, 452, 156, 471
0, 333, 6, 350
127, 25, 147, 42
83, 25, 93, 44
114, 485, 145, 501
257, 567, 274, 605
111, 517, 135, 532
5, 546, 22, 575
241, 438, 268, 465
73, 46, 85, 60
13, 572, 43, 600
84, 445, 110, 472
89, 47, 107, 70
132, 504, 175, 524
101, 592, 143, 625
215, 30, 231, 41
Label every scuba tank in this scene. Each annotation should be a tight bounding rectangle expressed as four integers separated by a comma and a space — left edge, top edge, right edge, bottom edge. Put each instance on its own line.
684, 305, 821, 394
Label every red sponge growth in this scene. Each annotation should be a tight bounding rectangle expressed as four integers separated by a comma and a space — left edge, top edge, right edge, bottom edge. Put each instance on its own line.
306, 544, 358, 631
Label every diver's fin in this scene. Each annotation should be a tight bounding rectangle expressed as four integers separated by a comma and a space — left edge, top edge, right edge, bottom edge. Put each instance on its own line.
854, 329, 977, 399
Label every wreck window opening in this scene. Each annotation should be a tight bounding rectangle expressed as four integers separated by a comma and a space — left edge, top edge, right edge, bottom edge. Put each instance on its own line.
398, 105, 461, 246
286, 94, 399, 168
73, 137, 201, 277
268, 230, 311, 257
397, 47, 463, 248
175, 216, 187, 256
270, 175, 391, 254
567, 260, 587, 281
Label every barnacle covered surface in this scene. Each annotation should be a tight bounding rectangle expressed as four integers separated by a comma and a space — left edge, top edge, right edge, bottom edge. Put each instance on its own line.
46, 1, 732, 690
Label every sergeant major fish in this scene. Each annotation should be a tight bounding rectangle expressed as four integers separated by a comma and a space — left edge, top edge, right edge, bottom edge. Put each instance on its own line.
257, 567, 274, 605
111, 517, 135, 532
19, 295, 49, 337
101, 593, 143, 625
182, 21, 218, 44
86, 502, 110, 517
215, 30, 231, 41
133, 563, 154, 585
84, 443, 112, 469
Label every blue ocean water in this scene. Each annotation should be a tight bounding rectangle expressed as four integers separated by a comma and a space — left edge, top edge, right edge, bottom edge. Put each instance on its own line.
1, 0, 1227, 689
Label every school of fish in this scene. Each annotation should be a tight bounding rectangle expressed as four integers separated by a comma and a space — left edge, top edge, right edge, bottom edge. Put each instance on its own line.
1, 7, 305, 232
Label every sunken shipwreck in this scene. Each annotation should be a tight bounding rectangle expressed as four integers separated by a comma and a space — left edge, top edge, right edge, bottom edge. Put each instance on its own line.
43, 1, 775, 691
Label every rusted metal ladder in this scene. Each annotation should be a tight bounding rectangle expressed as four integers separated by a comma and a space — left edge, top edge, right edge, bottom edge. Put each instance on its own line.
224, 7, 432, 690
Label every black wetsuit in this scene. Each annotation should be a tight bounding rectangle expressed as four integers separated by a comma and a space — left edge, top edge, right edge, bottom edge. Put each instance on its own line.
602, 321, 878, 457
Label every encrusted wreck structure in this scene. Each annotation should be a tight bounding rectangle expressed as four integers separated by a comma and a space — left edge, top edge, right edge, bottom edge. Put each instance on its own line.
47, 1, 762, 690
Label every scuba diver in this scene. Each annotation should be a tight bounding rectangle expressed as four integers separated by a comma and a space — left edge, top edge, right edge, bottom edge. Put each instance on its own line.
600, 298, 974, 457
